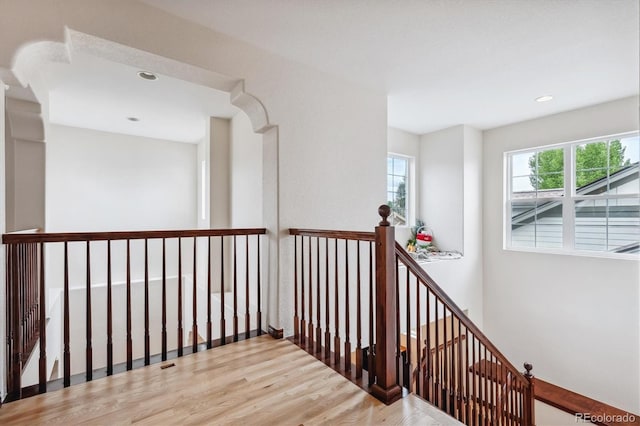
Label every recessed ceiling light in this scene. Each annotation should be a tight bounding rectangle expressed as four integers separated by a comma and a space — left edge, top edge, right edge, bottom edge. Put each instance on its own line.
137, 71, 158, 81
127, 117, 140, 122
535, 95, 553, 103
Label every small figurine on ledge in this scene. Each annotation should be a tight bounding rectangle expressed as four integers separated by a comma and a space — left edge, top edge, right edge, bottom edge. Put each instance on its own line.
407, 221, 436, 252
406, 220, 423, 249
415, 229, 433, 248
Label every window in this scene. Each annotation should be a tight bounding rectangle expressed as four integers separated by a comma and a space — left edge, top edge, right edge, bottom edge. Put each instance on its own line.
387, 154, 410, 226
506, 132, 640, 256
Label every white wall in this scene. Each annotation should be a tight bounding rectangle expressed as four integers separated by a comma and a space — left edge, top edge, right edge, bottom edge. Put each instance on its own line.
231, 111, 262, 227
4, 98, 46, 232
419, 126, 464, 252
388, 127, 420, 160
416, 125, 484, 324
7, 139, 45, 231
483, 96, 640, 413
535, 401, 578, 426
46, 124, 197, 232
209, 117, 231, 228
387, 125, 484, 324
45, 124, 197, 289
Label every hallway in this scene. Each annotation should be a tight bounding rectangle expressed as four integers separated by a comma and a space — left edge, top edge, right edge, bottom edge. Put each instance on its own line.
0, 335, 460, 425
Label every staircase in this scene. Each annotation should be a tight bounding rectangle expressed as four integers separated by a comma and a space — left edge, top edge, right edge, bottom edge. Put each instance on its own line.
290, 205, 535, 425
288, 205, 640, 425
5, 207, 637, 425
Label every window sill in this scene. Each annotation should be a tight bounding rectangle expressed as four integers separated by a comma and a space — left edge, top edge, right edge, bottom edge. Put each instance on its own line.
504, 246, 639, 261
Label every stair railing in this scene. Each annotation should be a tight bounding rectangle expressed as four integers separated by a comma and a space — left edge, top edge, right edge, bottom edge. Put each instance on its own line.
288, 227, 376, 386
5, 229, 42, 399
290, 205, 535, 425
3, 227, 265, 401
395, 236, 534, 425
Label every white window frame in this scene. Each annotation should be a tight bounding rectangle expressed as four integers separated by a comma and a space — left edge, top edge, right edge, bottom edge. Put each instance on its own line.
387, 153, 413, 227
504, 131, 639, 259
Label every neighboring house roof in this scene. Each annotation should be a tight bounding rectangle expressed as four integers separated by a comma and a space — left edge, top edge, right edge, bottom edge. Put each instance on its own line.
575, 162, 640, 195
511, 163, 639, 253
390, 210, 407, 225
615, 241, 640, 253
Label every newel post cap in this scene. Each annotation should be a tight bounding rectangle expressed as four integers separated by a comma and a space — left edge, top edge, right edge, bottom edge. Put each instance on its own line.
378, 205, 391, 226
524, 362, 533, 378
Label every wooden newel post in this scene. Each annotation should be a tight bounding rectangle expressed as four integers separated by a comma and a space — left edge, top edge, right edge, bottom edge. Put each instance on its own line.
523, 362, 536, 426
371, 205, 402, 405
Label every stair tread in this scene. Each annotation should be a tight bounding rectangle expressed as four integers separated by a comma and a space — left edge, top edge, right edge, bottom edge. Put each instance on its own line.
468, 359, 510, 384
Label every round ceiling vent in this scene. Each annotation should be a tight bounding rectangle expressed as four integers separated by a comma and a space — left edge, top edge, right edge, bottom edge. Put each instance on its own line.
137, 71, 158, 81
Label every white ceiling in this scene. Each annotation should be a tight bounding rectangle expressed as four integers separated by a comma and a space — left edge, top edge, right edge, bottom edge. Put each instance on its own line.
41, 52, 238, 143
142, 0, 639, 135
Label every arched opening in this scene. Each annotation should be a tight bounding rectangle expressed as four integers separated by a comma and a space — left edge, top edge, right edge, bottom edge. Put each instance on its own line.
2, 30, 281, 390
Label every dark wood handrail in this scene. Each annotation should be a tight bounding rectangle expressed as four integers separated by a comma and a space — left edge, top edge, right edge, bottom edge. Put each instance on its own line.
289, 228, 375, 241
534, 378, 639, 426
3, 228, 266, 244
394, 241, 530, 386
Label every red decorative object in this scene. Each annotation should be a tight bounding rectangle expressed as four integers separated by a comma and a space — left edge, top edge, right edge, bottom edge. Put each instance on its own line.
416, 233, 432, 242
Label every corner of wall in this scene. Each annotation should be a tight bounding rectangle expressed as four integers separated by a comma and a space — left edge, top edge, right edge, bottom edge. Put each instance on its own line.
209, 117, 231, 228
462, 125, 484, 327
0, 80, 6, 399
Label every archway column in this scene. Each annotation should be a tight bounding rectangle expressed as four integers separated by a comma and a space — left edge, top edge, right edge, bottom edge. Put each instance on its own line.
261, 127, 280, 334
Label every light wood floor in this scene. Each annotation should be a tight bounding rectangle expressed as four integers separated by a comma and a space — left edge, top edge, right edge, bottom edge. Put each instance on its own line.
0, 335, 461, 425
